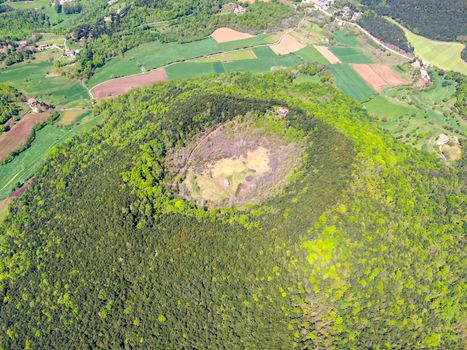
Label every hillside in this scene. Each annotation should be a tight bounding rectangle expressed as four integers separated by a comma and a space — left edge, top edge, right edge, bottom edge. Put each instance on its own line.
0, 70, 464, 348
360, 0, 467, 42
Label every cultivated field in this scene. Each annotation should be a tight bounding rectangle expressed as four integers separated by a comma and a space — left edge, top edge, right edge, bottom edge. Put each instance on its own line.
294, 46, 329, 65
57, 109, 89, 126
330, 64, 375, 101
0, 61, 89, 108
351, 64, 407, 91
211, 28, 254, 43
313, 45, 340, 64
91, 68, 168, 101
192, 49, 257, 63
330, 47, 372, 64
270, 34, 306, 55
0, 112, 51, 161
387, 18, 467, 75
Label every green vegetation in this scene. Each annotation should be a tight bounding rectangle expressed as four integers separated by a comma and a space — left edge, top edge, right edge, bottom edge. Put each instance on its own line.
192, 49, 257, 63
360, 0, 467, 42
87, 35, 279, 87
387, 18, 467, 75
358, 11, 413, 52
0, 8, 48, 40
0, 70, 464, 349
330, 46, 372, 64
0, 84, 21, 125
0, 60, 89, 108
294, 46, 329, 65
365, 69, 466, 149
330, 64, 375, 101
0, 114, 103, 201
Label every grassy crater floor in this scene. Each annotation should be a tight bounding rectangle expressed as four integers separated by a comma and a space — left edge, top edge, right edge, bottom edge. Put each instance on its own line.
171, 115, 304, 207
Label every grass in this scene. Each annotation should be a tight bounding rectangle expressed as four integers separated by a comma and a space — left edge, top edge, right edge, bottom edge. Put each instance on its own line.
330, 47, 372, 64
0, 60, 89, 108
333, 30, 360, 47
192, 49, 257, 63
0, 125, 68, 200
290, 20, 326, 45
386, 18, 467, 75
217, 34, 279, 51
330, 64, 375, 102
166, 62, 222, 80
294, 46, 329, 64
364, 95, 461, 149
57, 109, 90, 126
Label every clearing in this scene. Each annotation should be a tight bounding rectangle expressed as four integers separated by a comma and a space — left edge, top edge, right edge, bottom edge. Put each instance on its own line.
211, 28, 255, 43
170, 117, 303, 207
0, 112, 51, 161
90, 68, 168, 101
351, 64, 407, 91
57, 109, 89, 126
270, 34, 306, 55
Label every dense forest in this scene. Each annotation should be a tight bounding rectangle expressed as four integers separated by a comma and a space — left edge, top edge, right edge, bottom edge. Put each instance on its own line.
0, 68, 464, 348
0, 8, 49, 40
0, 84, 21, 126
358, 11, 413, 53
360, 0, 467, 42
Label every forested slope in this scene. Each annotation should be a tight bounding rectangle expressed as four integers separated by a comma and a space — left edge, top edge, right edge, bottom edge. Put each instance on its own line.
360, 0, 467, 42
0, 69, 464, 348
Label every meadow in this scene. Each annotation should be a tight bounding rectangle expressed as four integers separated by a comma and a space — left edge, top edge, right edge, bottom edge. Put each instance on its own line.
330, 64, 375, 101
0, 60, 90, 108
330, 47, 373, 64
387, 18, 467, 74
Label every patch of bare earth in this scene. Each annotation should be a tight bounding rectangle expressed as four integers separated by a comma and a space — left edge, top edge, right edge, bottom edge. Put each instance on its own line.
169, 120, 303, 208
0, 112, 50, 161
270, 34, 306, 55
91, 68, 168, 101
351, 64, 408, 90
210, 27, 254, 43
313, 45, 341, 64
0, 178, 33, 218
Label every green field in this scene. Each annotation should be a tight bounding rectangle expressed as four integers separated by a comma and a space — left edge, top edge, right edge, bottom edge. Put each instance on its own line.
333, 30, 360, 47
88, 35, 279, 87
330, 64, 375, 101
294, 46, 329, 64
387, 18, 467, 74
330, 47, 372, 64
0, 60, 89, 108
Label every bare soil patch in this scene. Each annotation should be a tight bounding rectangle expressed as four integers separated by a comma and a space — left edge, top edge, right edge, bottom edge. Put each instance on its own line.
270, 34, 306, 55
313, 45, 341, 64
351, 64, 407, 90
0, 113, 50, 161
210, 27, 254, 43
91, 68, 168, 101
169, 119, 303, 208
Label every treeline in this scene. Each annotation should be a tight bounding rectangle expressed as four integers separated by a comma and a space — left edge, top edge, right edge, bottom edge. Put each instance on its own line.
358, 11, 413, 53
0, 84, 21, 126
0, 8, 49, 40
360, 0, 467, 42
